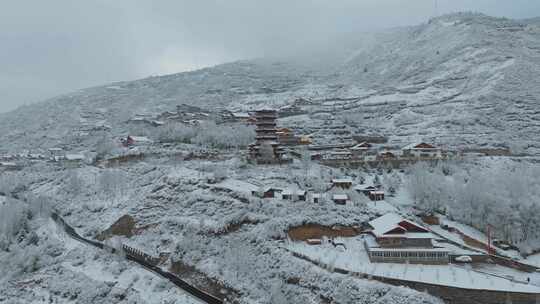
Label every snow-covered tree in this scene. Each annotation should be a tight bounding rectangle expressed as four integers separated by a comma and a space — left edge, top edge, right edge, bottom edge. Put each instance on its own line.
384, 171, 401, 195
259, 142, 276, 162
0, 198, 27, 251
95, 135, 117, 160
99, 169, 127, 201
269, 280, 288, 304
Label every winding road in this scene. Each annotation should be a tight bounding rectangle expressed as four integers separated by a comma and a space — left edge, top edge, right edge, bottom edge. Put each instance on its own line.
51, 212, 226, 304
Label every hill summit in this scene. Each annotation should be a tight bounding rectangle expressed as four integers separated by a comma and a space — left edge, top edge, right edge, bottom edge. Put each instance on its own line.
1, 12, 540, 154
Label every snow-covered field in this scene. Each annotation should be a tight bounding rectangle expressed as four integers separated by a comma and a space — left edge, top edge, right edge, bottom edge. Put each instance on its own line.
287, 236, 540, 293
524, 253, 540, 267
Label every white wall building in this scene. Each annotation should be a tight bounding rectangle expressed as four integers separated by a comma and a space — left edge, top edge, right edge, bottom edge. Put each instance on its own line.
365, 213, 449, 264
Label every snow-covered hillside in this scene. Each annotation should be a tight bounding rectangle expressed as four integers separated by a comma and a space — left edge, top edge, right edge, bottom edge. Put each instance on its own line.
1, 12, 540, 154
3, 11, 540, 304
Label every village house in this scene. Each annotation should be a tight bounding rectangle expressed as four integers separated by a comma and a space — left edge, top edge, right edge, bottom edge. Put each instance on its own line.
0, 162, 20, 171
355, 185, 380, 196
277, 128, 301, 145
48, 147, 66, 161
364, 153, 378, 161
332, 194, 348, 205
230, 112, 253, 124
122, 135, 153, 147
310, 193, 322, 204
281, 189, 307, 201
331, 178, 353, 189
308, 142, 356, 151
402, 142, 441, 159
310, 153, 322, 161
0, 153, 15, 161
377, 151, 397, 160
369, 190, 385, 201
299, 135, 312, 145
350, 142, 374, 157
252, 187, 282, 198
64, 154, 86, 167
321, 151, 349, 161
128, 115, 164, 127
364, 213, 449, 264
25, 153, 46, 161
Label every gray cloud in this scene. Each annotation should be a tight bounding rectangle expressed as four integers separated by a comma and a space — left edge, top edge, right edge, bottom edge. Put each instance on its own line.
1, 0, 539, 112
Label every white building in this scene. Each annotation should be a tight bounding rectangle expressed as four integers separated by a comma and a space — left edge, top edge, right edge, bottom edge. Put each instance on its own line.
281, 189, 307, 201
365, 213, 449, 264
310, 193, 323, 204
332, 194, 348, 205
402, 142, 441, 158
0, 162, 20, 170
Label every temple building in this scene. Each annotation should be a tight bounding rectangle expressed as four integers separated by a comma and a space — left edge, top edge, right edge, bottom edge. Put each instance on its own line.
248, 109, 286, 164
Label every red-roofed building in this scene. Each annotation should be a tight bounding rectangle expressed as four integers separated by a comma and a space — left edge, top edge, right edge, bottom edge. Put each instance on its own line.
365, 213, 449, 264
402, 142, 441, 158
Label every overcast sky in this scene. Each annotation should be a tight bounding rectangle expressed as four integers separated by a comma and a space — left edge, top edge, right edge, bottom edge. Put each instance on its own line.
1, 0, 539, 113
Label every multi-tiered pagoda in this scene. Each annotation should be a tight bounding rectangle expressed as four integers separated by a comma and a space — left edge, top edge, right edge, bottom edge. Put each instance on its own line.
248, 109, 285, 164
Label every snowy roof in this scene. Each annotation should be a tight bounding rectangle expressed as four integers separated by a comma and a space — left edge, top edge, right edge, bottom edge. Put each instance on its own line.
368, 213, 429, 238
130, 136, 152, 142
0, 162, 17, 166
402, 142, 439, 150
259, 186, 279, 192
351, 142, 372, 150
282, 189, 306, 196
354, 185, 378, 191
330, 151, 352, 155
332, 178, 353, 184
232, 112, 250, 118
370, 191, 385, 195
332, 194, 348, 200
65, 154, 85, 161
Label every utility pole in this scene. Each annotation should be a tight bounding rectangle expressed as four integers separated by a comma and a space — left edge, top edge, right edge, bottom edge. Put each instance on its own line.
487, 224, 492, 255
434, 0, 439, 17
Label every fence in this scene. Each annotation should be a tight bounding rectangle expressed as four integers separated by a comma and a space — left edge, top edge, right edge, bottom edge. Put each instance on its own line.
51, 212, 225, 304
122, 245, 161, 266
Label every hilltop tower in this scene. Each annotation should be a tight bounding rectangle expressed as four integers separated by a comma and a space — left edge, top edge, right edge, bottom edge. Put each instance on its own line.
248, 109, 285, 164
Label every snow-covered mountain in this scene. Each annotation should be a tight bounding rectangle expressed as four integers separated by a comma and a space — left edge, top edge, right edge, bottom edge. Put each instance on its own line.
1, 12, 540, 154
4, 12, 540, 304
